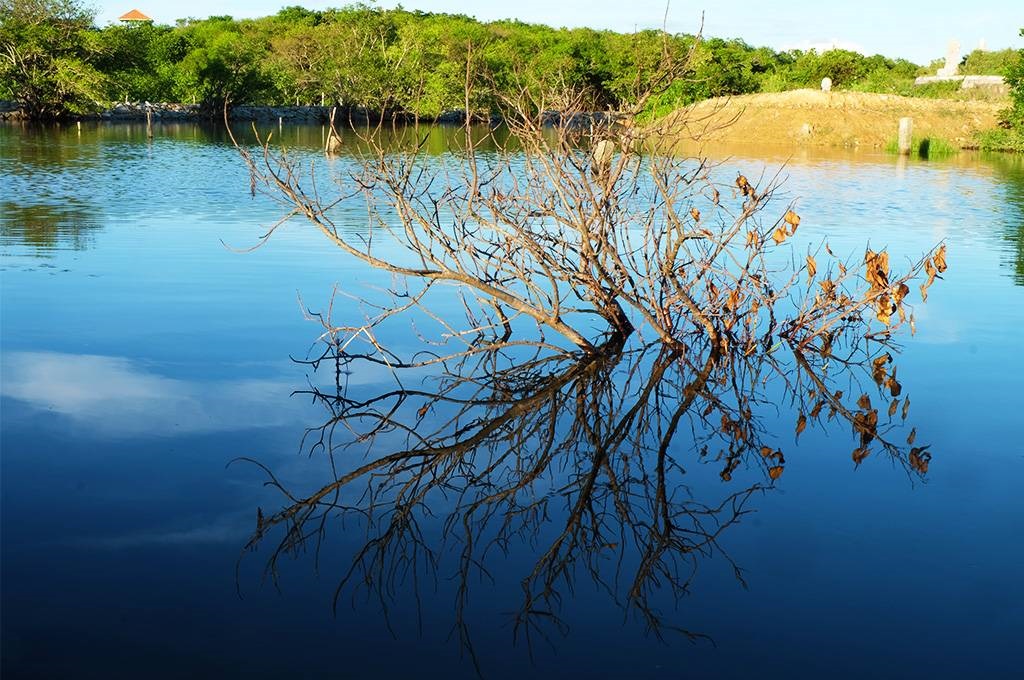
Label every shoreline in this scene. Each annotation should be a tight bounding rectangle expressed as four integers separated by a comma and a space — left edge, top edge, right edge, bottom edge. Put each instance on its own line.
1, 102, 351, 123
3, 96, 1018, 153
0, 101, 614, 127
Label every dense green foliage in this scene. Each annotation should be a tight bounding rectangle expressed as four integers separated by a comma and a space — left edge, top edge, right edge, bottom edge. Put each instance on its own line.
1003, 31, 1024, 129
961, 48, 1020, 76
0, 0, 107, 118
1, 0, 1018, 122
976, 30, 1024, 151
976, 128, 1024, 152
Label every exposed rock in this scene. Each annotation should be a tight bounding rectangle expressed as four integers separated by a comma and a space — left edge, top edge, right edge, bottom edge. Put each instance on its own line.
0, 100, 26, 120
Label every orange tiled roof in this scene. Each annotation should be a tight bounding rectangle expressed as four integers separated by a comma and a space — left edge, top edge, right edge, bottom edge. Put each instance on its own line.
119, 9, 152, 21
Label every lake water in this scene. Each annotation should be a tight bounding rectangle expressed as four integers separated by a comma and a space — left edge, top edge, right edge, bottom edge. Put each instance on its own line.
2, 121, 1022, 678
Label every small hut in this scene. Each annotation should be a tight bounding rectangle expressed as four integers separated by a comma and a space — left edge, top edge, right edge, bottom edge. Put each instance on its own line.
118, 9, 153, 23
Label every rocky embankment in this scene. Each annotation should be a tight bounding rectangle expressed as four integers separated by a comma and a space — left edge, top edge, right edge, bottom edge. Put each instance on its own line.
0, 101, 624, 127
0, 100, 24, 120
0, 101, 337, 123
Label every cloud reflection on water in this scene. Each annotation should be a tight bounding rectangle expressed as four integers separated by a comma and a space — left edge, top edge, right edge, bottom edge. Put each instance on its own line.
1, 351, 305, 437
72, 512, 253, 550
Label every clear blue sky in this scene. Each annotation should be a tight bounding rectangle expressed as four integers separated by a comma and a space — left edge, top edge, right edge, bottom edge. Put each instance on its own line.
94, 1, 1023, 65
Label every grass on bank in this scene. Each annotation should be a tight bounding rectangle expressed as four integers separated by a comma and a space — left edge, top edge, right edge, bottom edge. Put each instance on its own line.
884, 135, 959, 158
882, 129, 1024, 156
974, 128, 1024, 152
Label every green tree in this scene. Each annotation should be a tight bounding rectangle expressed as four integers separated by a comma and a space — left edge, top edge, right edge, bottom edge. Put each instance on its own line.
92, 23, 176, 102
0, 0, 106, 119
961, 48, 1020, 76
170, 17, 276, 113
1003, 31, 1024, 130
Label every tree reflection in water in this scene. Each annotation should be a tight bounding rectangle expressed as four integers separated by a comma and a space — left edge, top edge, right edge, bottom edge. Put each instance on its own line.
239, 316, 928, 671
0, 200, 102, 251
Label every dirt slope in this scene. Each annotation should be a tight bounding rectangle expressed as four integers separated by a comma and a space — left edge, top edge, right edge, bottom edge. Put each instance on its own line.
660, 89, 1004, 149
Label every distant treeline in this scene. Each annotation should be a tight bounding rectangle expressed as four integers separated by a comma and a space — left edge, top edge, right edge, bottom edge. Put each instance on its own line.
1, 1, 1021, 120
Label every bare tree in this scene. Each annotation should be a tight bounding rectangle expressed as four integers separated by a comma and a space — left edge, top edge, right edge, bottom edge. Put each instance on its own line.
230, 37, 943, 359
230, 33, 945, 676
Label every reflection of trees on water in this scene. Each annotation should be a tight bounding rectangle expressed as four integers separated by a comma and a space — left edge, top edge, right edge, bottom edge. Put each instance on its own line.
242, 327, 928, 672
0, 200, 102, 252
987, 153, 1024, 286
0, 122, 521, 253
1, 125, 104, 252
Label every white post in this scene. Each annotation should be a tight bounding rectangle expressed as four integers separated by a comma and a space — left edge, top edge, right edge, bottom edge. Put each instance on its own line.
898, 117, 913, 156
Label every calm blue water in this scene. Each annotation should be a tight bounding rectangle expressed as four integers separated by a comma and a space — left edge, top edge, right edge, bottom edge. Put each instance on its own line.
2, 122, 1022, 678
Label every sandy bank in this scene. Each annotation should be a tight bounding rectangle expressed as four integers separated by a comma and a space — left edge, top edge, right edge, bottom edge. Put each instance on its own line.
661, 89, 1005, 149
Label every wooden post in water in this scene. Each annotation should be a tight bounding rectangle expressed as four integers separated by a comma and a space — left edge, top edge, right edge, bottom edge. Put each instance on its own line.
146, 109, 153, 139
325, 106, 343, 155
898, 117, 913, 155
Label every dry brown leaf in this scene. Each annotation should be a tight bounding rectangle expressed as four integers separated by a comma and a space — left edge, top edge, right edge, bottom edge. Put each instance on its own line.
876, 299, 892, 326
886, 371, 902, 397
909, 446, 931, 474
806, 255, 817, 282
893, 282, 910, 303
865, 250, 891, 290
768, 466, 784, 480
784, 210, 801, 234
